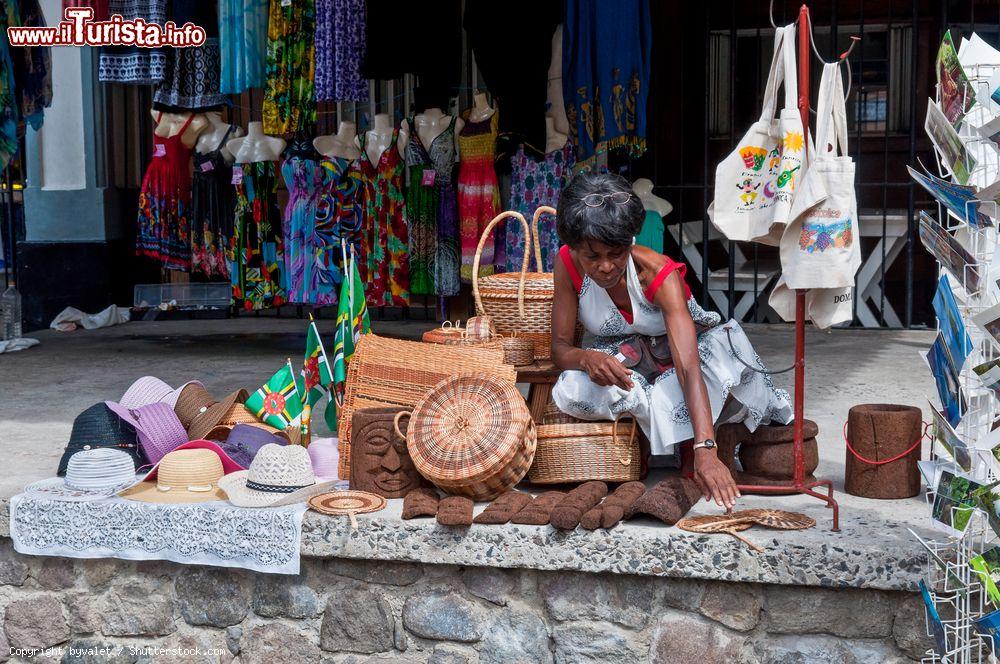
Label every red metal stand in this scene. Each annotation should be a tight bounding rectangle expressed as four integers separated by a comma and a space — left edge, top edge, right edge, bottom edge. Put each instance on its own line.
735, 4, 841, 531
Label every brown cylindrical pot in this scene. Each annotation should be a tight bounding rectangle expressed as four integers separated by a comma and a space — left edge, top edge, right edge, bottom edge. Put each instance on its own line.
739, 438, 819, 478
744, 420, 819, 445
845, 404, 921, 500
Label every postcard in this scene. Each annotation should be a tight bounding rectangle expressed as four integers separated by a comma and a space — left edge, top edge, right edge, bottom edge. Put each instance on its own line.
919, 459, 949, 489
937, 29, 977, 126
973, 303, 1000, 354
921, 579, 948, 654
927, 339, 966, 427
926, 98, 977, 184
929, 401, 971, 470
971, 546, 1000, 606
932, 470, 983, 534
975, 608, 1000, 654
974, 359, 1000, 395
910, 168, 992, 230
910, 528, 968, 592
933, 275, 972, 373
918, 212, 982, 293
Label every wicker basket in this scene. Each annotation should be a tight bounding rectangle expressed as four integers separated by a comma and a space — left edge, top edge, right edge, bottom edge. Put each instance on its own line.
472, 207, 556, 360
336, 334, 516, 479
501, 336, 535, 366
398, 375, 536, 501
528, 415, 641, 484
422, 321, 467, 345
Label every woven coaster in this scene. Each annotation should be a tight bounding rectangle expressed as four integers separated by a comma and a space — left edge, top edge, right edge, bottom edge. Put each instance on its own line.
309, 491, 387, 529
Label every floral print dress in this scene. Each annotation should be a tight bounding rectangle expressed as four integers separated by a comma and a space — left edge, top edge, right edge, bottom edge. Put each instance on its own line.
358, 130, 409, 307
317, 156, 364, 267
191, 125, 237, 278
229, 161, 286, 310
263, 0, 316, 135
457, 110, 501, 280
314, 0, 367, 101
505, 143, 575, 273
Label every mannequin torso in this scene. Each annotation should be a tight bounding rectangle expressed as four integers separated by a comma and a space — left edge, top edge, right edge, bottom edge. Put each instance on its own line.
314, 121, 362, 160
632, 178, 673, 217
226, 121, 287, 163
357, 113, 409, 165
195, 111, 243, 162
545, 116, 568, 153
546, 25, 570, 136
150, 109, 208, 149
466, 92, 496, 124
404, 107, 464, 157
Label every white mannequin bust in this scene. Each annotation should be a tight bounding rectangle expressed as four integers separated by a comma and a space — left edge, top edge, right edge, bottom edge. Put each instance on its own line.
403, 107, 464, 156
544, 116, 568, 153
226, 121, 286, 164
467, 92, 496, 123
149, 108, 207, 149
633, 178, 673, 217
196, 111, 243, 162
314, 120, 362, 160
356, 113, 409, 164
546, 25, 570, 136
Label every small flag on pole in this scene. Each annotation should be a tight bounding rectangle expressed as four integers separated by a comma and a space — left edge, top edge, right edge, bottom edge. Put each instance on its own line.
246, 359, 304, 429
327, 245, 371, 430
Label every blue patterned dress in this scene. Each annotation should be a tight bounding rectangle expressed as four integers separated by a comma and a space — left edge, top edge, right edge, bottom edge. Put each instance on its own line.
219, 0, 268, 94
314, 0, 367, 101
505, 143, 575, 273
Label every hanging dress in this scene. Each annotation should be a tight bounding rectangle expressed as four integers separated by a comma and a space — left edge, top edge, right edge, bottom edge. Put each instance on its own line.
229, 161, 286, 310
358, 130, 409, 307
12, 0, 52, 130
219, 0, 268, 94
263, 0, 317, 135
314, 0, 368, 102
405, 117, 460, 297
191, 126, 237, 279
317, 156, 363, 278
154, 0, 226, 111
281, 154, 340, 306
0, 3, 17, 171
457, 110, 501, 280
136, 113, 196, 271
551, 247, 793, 455
505, 143, 575, 273
98, 0, 167, 84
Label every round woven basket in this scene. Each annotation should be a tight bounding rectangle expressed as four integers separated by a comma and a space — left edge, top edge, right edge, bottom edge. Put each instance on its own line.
501, 337, 535, 366
472, 207, 555, 360
422, 321, 466, 345
528, 415, 641, 484
399, 375, 536, 501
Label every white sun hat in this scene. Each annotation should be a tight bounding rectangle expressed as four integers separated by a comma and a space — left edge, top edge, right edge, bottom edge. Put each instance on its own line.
24, 448, 140, 501
218, 443, 337, 508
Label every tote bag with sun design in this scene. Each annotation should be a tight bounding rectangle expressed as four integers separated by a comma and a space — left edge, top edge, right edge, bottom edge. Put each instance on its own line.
708, 24, 819, 246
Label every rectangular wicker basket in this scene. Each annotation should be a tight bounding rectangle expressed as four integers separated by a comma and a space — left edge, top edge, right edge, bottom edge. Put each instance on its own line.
337, 334, 517, 479
528, 414, 642, 484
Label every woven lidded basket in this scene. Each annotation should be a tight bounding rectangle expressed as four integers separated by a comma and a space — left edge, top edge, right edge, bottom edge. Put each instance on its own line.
422, 320, 467, 345
337, 334, 516, 480
529, 413, 641, 484
473, 207, 556, 360
501, 336, 535, 366
399, 375, 536, 501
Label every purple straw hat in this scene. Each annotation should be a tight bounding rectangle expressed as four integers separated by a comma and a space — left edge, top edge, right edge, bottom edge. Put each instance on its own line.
119, 376, 175, 409
105, 401, 189, 466
307, 437, 340, 482
216, 424, 288, 469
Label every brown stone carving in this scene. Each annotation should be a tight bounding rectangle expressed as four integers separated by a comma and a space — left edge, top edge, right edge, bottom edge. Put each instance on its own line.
350, 407, 427, 498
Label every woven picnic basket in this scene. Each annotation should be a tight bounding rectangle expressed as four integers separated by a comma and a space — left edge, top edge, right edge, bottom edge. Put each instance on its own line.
529, 411, 641, 484
422, 321, 467, 345
336, 334, 516, 480
472, 206, 556, 360
397, 374, 536, 501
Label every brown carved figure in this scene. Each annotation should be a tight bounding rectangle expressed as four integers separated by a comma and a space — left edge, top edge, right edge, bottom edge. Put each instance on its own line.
350, 407, 427, 498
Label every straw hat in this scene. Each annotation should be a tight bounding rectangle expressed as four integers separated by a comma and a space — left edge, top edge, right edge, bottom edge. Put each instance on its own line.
119, 376, 174, 409
186, 389, 250, 441
26, 449, 140, 502
219, 444, 336, 508
119, 441, 242, 504
307, 437, 340, 482
105, 401, 188, 466
57, 403, 143, 476
214, 424, 287, 468
173, 383, 220, 430
163, 380, 204, 409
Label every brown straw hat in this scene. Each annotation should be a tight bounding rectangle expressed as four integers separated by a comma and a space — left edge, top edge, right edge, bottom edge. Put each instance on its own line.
173, 383, 218, 429
187, 389, 250, 441
119, 448, 230, 504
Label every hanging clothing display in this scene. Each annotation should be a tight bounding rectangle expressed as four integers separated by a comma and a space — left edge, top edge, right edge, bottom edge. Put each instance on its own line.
0, 3, 17, 171
464, 0, 560, 159
563, 0, 651, 164
154, 0, 225, 111
405, 118, 460, 297
98, 0, 167, 84
635, 209, 664, 253
457, 111, 501, 281
263, 0, 316, 136
358, 130, 409, 307
63, 0, 110, 21
12, 0, 52, 130
229, 161, 286, 310
504, 143, 575, 273
281, 154, 340, 306
191, 126, 237, 279
314, 0, 367, 102
136, 113, 196, 271
219, 0, 268, 94
317, 156, 363, 272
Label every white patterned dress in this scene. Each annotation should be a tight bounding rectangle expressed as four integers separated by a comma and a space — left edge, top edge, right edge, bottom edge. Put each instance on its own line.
551, 246, 793, 455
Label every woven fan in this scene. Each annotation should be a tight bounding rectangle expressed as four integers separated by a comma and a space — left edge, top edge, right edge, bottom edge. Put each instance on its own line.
676, 514, 763, 552
309, 491, 387, 530
736, 508, 816, 530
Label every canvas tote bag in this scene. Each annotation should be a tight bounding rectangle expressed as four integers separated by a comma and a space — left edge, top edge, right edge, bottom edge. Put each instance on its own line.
770, 62, 858, 329
708, 24, 812, 246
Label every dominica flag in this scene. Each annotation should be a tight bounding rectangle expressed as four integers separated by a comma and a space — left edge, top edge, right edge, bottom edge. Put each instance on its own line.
301, 319, 333, 410
246, 359, 304, 429
327, 248, 371, 430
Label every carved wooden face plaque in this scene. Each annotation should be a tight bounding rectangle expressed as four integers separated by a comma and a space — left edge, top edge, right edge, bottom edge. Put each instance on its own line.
350, 409, 425, 498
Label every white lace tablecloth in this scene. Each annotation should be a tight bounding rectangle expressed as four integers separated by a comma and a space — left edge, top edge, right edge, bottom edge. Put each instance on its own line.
9, 493, 309, 575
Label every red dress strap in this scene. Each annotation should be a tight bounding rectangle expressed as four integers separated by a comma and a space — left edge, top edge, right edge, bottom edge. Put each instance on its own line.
177, 113, 197, 137
558, 245, 583, 293
644, 258, 691, 301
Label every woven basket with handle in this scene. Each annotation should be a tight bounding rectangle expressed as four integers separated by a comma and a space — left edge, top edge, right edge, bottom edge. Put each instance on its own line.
422, 320, 467, 345
336, 334, 516, 480
398, 374, 536, 501
473, 207, 556, 360
528, 414, 641, 484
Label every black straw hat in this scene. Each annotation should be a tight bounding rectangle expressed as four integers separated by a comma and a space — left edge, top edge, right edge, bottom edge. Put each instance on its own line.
56, 403, 143, 476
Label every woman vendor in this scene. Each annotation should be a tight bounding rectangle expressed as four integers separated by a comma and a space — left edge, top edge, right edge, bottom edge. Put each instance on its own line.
550, 173, 793, 510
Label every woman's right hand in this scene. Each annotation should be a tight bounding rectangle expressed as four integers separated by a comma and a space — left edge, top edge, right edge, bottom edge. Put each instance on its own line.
580, 351, 634, 390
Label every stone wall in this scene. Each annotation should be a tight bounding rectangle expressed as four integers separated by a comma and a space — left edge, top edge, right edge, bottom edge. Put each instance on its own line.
0, 539, 931, 664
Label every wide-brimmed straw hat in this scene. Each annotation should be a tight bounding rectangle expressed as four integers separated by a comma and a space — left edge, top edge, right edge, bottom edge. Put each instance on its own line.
26, 449, 140, 501
57, 403, 143, 476
214, 424, 287, 468
173, 383, 218, 429
219, 443, 336, 508
105, 401, 189, 466
119, 376, 174, 409
163, 380, 204, 409
187, 389, 251, 441
119, 441, 242, 503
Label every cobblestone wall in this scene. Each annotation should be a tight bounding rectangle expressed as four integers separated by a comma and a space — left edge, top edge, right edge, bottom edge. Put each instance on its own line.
0, 539, 930, 663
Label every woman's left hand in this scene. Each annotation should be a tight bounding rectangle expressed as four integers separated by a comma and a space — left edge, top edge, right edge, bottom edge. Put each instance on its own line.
693, 448, 740, 510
